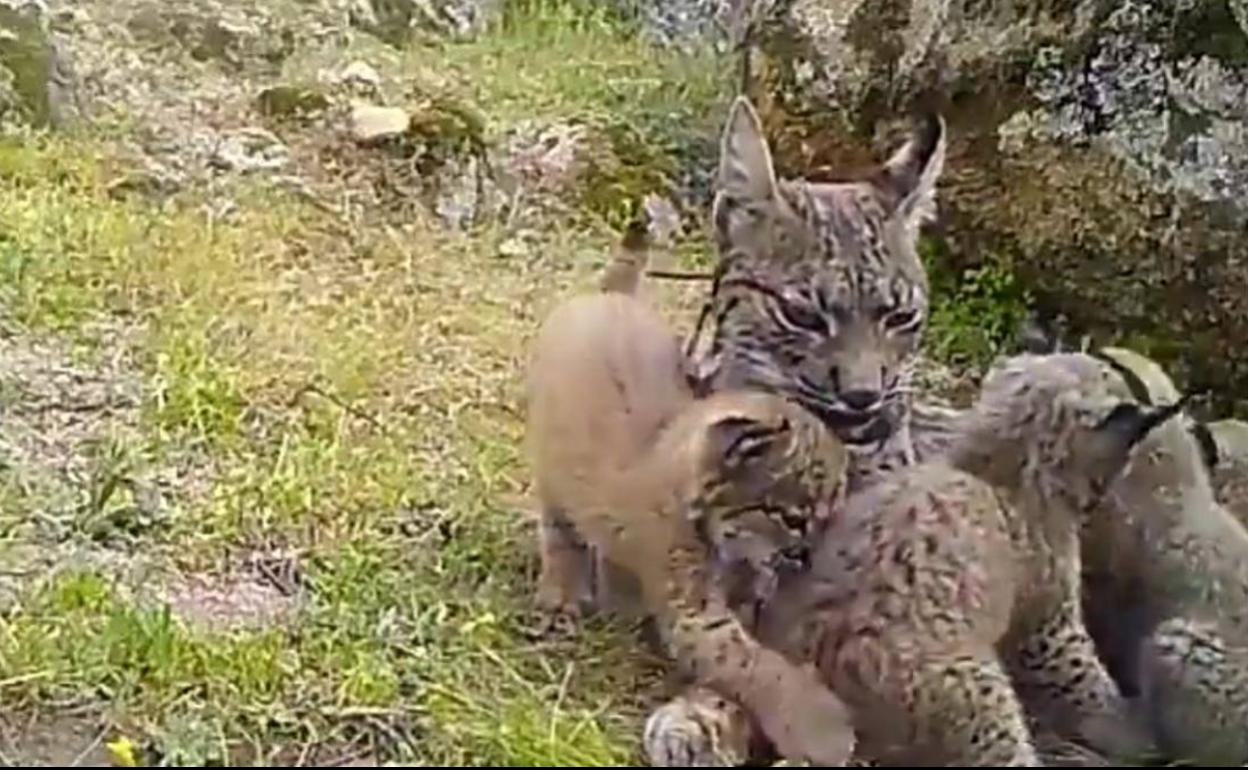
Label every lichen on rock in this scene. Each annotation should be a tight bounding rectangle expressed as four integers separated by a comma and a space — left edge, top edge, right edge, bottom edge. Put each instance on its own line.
717, 0, 1248, 417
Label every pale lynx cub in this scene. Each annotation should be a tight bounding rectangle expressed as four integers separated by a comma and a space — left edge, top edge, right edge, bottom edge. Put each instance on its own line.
525, 227, 855, 765
1078, 347, 1248, 765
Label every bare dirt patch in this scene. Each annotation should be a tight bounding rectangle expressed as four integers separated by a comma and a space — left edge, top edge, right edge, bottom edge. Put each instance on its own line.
0, 715, 111, 767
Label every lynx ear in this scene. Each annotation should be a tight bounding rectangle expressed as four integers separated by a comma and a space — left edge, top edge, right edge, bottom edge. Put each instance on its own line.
1094, 396, 1189, 453
704, 413, 787, 473
877, 113, 946, 231
717, 96, 778, 203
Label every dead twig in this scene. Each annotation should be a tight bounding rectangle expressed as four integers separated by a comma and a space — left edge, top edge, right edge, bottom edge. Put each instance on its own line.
645, 269, 714, 282
288, 383, 385, 433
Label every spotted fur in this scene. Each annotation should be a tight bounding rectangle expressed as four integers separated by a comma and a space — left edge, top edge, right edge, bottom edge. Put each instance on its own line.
749, 353, 1170, 766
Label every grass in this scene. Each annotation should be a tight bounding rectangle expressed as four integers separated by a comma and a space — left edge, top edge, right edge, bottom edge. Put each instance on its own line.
0, 2, 729, 764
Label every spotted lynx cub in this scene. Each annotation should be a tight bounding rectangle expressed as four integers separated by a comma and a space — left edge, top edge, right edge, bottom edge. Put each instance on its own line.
525, 228, 855, 765
751, 352, 1172, 766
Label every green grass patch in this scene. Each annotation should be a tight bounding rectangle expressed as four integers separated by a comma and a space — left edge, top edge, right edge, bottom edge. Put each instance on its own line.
922, 236, 1033, 371
0, 139, 670, 767
0, 1, 725, 762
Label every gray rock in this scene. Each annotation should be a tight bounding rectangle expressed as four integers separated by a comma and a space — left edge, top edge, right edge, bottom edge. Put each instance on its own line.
349, 102, 410, 142
0, 0, 78, 128
747, 0, 1248, 417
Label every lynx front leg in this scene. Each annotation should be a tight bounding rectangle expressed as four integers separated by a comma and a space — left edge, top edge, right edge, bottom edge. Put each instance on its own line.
1138, 617, 1248, 766
642, 686, 757, 767
663, 599, 854, 766
1009, 596, 1155, 762
895, 652, 1041, 766
533, 504, 596, 637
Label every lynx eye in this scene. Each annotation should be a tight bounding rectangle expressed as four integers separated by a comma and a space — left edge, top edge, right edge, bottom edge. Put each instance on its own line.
776, 299, 825, 333
778, 510, 808, 533
883, 308, 921, 331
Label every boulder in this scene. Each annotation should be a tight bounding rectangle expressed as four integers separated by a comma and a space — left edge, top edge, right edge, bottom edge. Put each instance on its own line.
737, 0, 1248, 418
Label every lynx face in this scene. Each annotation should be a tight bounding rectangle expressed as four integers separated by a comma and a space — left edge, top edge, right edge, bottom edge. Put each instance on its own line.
691, 392, 849, 595
702, 97, 945, 449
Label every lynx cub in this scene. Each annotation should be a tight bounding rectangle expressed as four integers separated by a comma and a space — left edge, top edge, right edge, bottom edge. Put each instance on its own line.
525, 228, 855, 765
1078, 347, 1248, 765
748, 353, 1172, 765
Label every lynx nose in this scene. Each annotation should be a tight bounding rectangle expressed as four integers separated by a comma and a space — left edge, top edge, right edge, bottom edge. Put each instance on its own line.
841, 389, 882, 412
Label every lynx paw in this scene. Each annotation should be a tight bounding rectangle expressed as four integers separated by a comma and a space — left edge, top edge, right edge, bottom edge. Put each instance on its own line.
643, 688, 753, 767
523, 602, 582, 640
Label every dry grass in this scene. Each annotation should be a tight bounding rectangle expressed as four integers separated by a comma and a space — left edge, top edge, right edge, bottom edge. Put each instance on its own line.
0, 2, 730, 763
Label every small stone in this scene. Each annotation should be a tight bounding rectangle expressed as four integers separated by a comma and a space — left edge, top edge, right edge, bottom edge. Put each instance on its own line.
497, 236, 529, 258
340, 60, 382, 89
256, 84, 330, 118
350, 103, 409, 142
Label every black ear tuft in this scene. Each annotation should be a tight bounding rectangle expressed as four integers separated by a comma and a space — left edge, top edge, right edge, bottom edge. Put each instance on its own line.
1190, 420, 1221, 470
1091, 349, 1154, 405
1095, 396, 1189, 450
877, 112, 946, 225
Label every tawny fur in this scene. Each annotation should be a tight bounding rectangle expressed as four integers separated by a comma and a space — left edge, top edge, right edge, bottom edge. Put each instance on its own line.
749, 353, 1171, 767
1077, 347, 1248, 766
525, 229, 856, 765
526, 228, 694, 629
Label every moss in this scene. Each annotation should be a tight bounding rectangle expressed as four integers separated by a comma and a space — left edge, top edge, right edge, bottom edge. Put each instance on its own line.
255, 85, 331, 120
576, 119, 678, 229
921, 235, 1034, 371
1170, 0, 1248, 65
406, 93, 490, 173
